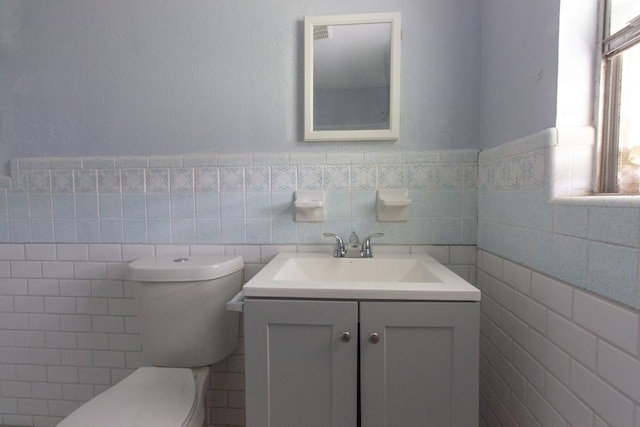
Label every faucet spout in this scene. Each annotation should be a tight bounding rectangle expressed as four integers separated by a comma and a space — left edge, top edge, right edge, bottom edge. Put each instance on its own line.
323, 233, 347, 257
348, 231, 360, 248
360, 233, 384, 258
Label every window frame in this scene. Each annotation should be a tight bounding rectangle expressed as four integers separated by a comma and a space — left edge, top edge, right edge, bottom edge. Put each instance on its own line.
597, 0, 640, 193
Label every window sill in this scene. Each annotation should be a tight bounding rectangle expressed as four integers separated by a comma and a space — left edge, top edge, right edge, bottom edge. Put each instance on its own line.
551, 194, 640, 207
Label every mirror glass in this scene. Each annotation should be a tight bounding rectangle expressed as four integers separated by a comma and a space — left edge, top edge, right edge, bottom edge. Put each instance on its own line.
304, 13, 401, 141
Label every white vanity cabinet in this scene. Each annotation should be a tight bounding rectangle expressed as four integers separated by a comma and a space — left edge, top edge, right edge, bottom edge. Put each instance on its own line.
243, 298, 479, 427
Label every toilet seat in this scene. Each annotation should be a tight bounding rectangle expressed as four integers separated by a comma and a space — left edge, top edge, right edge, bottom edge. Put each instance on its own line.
58, 366, 209, 427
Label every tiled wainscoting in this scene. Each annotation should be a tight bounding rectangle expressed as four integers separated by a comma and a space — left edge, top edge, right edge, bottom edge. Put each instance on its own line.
0, 242, 476, 427
478, 249, 640, 426
0, 150, 478, 246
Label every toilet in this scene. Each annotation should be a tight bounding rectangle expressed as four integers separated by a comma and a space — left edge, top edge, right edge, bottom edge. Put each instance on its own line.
58, 255, 244, 427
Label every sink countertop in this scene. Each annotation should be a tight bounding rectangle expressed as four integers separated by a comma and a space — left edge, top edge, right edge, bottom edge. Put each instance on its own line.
242, 252, 481, 301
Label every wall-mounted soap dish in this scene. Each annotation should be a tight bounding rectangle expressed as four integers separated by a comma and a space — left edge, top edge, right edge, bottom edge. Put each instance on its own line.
294, 190, 325, 222
377, 189, 411, 221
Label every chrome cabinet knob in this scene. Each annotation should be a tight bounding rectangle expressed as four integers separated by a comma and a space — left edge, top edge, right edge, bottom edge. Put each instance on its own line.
339, 331, 351, 343
367, 332, 380, 344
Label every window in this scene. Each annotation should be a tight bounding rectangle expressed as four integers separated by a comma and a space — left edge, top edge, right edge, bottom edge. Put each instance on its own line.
599, 0, 640, 193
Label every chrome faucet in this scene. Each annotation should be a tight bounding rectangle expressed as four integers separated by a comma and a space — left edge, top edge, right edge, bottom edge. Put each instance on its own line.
323, 233, 347, 257
348, 231, 360, 249
360, 233, 384, 258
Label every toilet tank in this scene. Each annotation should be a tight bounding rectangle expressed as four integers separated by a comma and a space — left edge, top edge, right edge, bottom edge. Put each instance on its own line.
128, 255, 244, 368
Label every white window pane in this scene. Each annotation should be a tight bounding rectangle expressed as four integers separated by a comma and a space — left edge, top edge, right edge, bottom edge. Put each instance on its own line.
616, 44, 640, 193
610, 0, 640, 35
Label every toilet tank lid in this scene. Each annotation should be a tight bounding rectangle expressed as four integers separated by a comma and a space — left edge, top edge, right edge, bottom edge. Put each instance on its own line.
128, 255, 244, 282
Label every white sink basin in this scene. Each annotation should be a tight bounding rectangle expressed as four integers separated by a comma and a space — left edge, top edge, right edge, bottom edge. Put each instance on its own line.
242, 252, 481, 301
273, 257, 440, 283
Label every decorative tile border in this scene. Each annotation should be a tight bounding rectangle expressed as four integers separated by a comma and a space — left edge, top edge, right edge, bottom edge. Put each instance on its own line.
0, 150, 478, 245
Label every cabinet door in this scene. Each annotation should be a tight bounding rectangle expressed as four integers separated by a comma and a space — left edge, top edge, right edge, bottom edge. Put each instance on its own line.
244, 299, 358, 427
360, 301, 479, 427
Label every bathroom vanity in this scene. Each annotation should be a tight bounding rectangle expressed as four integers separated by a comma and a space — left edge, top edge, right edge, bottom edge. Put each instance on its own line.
239, 253, 480, 427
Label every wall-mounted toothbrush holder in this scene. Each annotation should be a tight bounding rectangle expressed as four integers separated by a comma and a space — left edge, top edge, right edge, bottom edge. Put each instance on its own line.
377, 189, 411, 221
294, 190, 325, 222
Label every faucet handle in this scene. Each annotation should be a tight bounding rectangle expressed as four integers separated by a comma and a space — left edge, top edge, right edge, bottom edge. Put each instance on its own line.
360, 233, 384, 258
323, 233, 346, 257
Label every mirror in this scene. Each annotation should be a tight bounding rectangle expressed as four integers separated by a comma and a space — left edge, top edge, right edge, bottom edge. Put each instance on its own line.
304, 12, 401, 141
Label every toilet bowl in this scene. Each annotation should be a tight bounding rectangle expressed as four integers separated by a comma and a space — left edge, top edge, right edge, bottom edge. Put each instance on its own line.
58, 255, 244, 427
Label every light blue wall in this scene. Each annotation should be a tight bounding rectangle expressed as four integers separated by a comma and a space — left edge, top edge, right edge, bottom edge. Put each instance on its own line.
479, 0, 560, 149
0, 0, 482, 174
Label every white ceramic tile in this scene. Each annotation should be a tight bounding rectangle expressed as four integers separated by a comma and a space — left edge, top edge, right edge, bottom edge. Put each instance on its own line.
547, 311, 597, 370
77, 333, 109, 350
350, 165, 377, 190
490, 279, 513, 311
56, 244, 89, 261
407, 164, 433, 189
527, 387, 566, 426
78, 367, 111, 385
597, 340, 640, 402
325, 165, 350, 190
45, 331, 77, 349
271, 166, 297, 191
512, 292, 547, 334
545, 371, 594, 426
91, 280, 123, 299
73, 262, 107, 280
573, 290, 639, 355
145, 168, 170, 192
121, 169, 145, 193
92, 316, 124, 333
170, 168, 194, 192
10, 261, 42, 278
60, 315, 91, 332
107, 299, 136, 316
44, 297, 75, 314
289, 153, 325, 165
502, 260, 531, 295
530, 272, 573, 318
245, 166, 271, 192
42, 261, 74, 279
219, 167, 245, 192
500, 310, 529, 349
252, 153, 288, 166
378, 164, 405, 188
148, 156, 182, 168
93, 350, 125, 368
217, 154, 252, 166
0, 244, 26, 260
88, 244, 121, 262
51, 170, 74, 194
114, 156, 148, 169
25, 244, 56, 261
182, 154, 218, 167
97, 169, 121, 193
14, 330, 45, 347
30, 348, 62, 366
570, 360, 635, 427
14, 296, 44, 313
108, 334, 140, 351
32, 383, 62, 400
512, 343, 545, 393
296, 165, 323, 190
46, 366, 79, 383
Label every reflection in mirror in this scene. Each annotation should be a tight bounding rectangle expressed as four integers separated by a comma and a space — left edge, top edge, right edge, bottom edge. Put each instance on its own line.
304, 13, 401, 141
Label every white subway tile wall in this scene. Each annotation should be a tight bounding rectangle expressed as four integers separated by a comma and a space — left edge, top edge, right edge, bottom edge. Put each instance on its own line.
0, 243, 475, 427
478, 127, 640, 426
478, 250, 640, 427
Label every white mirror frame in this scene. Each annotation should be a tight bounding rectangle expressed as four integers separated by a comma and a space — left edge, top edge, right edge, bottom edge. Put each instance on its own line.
304, 12, 401, 141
